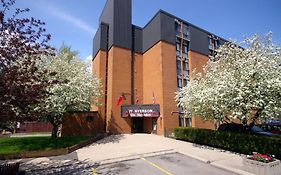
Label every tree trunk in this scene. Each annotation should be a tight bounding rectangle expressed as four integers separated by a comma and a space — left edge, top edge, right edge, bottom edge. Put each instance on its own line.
51, 124, 60, 138
250, 108, 263, 127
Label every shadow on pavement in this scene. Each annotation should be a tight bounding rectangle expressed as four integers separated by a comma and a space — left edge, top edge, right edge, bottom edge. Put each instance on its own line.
20, 152, 98, 175
91, 134, 125, 145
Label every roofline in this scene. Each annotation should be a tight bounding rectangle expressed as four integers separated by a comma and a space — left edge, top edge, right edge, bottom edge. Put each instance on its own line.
142, 9, 229, 43
99, 0, 111, 22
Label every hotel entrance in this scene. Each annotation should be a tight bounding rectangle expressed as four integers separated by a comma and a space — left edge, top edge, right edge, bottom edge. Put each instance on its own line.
121, 104, 160, 134
132, 117, 144, 133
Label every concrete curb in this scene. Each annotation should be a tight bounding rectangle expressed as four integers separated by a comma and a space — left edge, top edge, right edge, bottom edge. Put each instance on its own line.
176, 150, 209, 163
176, 150, 254, 175
95, 150, 254, 175
97, 149, 176, 165
211, 162, 255, 175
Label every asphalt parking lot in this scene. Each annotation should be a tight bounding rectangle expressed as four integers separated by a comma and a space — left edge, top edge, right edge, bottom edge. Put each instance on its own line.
94, 153, 237, 175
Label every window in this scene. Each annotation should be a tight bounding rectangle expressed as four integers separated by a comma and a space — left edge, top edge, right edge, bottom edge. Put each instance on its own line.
176, 60, 181, 69
175, 21, 190, 94
176, 50, 180, 57
176, 43, 180, 51
183, 61, 188, 71
182, 53, 188, 60
179, 110, 192, 127
185, 118, 192, 127
179, 117, 184, 126
183, 40, 189, 54
183, 78, 188, 86
183, 24, 190, 40
179, 116, 191, 127
183, 45, 188, 53
215, 40, 221, 49
183, 70, 188, 77
177, 69, 181, 76
177, 77, 182, 88
209, 35, 221, 50
183, 61, 189, 76
183, 25, 189, 36
209, 38, 214, 50
175, 22, 181, 36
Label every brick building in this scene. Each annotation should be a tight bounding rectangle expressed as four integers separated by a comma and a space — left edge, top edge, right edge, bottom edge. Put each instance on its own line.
92, 0, 228, 135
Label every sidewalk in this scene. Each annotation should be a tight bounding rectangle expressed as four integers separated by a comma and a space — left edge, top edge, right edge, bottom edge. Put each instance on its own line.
74, 134, 254, 175
10, 133, 51, 137
16, 134, 280, 174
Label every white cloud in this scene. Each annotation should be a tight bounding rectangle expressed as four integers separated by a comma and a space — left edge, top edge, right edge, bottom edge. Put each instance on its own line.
42, 4, 96, 35
83, 55, 93, 73
85, 55, 93, 60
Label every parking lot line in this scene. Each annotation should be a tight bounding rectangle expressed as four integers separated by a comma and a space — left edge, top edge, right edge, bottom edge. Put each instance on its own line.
141, 157, 174, 175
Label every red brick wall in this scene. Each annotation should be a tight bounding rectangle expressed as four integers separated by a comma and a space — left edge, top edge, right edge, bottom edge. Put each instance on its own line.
18, 122, 53, 133
189, 51, 215, 130
61, 112, 104, 137
143, 41, 179, 135
92, 50, 107, 131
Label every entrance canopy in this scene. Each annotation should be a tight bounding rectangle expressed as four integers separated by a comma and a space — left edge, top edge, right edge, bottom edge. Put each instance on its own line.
121, 104, 160, 118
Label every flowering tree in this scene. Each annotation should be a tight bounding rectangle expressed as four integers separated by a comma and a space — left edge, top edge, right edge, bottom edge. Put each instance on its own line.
176, 33, 281, 126
0, 0, 52, 122
40, 46, 101, 137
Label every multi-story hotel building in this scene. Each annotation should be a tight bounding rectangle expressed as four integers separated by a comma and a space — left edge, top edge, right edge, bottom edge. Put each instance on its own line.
92, 0, 227, 135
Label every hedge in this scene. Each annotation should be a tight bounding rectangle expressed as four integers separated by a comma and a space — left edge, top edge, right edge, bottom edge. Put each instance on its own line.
174, 127, 281, 159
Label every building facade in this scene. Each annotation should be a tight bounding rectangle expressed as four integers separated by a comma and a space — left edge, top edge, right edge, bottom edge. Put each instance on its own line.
92, 0, 227, 135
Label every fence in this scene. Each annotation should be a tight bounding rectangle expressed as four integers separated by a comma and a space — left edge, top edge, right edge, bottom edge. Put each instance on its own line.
61, 111, 104, 137
18, 122, 53, 133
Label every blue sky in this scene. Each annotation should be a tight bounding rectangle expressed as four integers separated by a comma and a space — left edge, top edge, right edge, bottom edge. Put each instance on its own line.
14, 0, 281, 60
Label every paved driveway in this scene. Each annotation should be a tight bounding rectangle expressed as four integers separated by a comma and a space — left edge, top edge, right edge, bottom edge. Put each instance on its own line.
16, 134, 258, 174
95, 153, 237, 175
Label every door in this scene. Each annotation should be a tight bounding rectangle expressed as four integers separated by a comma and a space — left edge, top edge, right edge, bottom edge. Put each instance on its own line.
132, 118, 144, 133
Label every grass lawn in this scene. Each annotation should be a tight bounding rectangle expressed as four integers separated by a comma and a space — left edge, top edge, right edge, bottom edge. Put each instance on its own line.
0, 136, 90, 154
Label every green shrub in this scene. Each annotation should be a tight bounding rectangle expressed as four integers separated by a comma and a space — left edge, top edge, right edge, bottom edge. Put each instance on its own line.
174, 127, 281, 159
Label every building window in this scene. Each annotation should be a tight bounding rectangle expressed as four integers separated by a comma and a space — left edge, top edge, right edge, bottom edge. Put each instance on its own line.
177, 87, 181, 92
183, 24, 189, 39
175, 22, 181, 36
216, 40, 221, 49
183, 61, 188, 71
209, 35, 221, 49
176, 43, 180, 51
183, 45, 188, 53
180, 117, 192, 127
183, 78, 188, 86
183, 70, 188, 78
209, 38, 214, 50
177, 77, 182, 88
175, 20, 190, 111
176, 60, 181, 69
182, 53, 188, 60
177, 69, 181, 75
176, 50, 180, 57
178, 107, 192, 127
209, 35, 221, 58
185, 118, 192, 127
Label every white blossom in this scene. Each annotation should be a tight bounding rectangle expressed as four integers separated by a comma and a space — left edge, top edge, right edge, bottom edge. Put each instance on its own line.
40, 46, 102, 126
176, 33, 281, 124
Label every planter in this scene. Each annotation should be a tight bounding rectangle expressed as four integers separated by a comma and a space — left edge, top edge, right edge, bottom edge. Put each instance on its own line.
243, 157, 280, 175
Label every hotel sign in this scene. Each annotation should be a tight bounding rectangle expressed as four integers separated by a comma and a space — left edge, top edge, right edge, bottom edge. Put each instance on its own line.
121, 104, 160, 118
